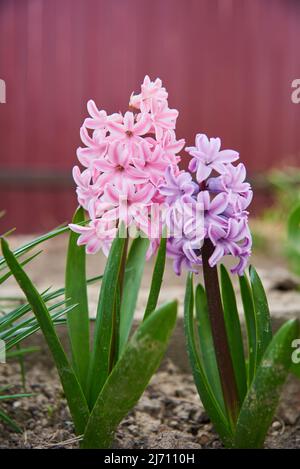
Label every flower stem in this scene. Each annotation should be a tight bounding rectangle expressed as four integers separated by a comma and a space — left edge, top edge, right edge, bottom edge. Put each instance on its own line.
201, 238, 240, 425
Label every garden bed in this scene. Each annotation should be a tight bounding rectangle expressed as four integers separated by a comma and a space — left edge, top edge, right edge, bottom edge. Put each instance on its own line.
1, 233, 300, 449
1, 352, 299, 449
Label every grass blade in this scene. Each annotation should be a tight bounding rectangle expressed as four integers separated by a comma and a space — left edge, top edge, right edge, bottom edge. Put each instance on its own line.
82, 300, 177, 448
0, 237, 90, 435
65, 207, 90, 393
220, 265, 247, 404
0, 393, 32, 400
119, 236, 149, 354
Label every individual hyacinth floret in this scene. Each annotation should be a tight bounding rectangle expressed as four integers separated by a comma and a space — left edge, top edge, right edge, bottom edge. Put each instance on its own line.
158, 134, 252, 275
70, 76, 185, 255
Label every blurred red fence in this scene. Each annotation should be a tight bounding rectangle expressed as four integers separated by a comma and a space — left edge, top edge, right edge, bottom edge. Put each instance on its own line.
1, 0, 300, 233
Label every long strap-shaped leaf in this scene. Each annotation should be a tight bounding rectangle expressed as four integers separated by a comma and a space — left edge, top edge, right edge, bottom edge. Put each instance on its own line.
0, 250, 42, 285
1, 238, 90, 435
184, 273, 233, 447
287, 202, 300, 276
0, 408, 21, 433
87, 229, 126, 408
0, 225, 69, 269
249, 266, 272, 367
234, 319, 299, 448
65, 207, 90, 393
195, 284, 225, 414
239, 273, 256, 385
143, 235, 166, 320
220, 265, 247, 405
119, 236, 149, 354
291, 362, 300, 379
82, 300, 177, 448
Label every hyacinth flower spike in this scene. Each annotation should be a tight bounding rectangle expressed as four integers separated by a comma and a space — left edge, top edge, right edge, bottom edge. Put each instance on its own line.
2, 76, 185, 449
159, 133, 299, 448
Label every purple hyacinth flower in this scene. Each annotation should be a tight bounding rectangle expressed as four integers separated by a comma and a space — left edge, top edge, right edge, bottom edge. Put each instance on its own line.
158, 132, 252, 276
207, 163, 251, 195
185, 134, 239, 183
208, 218, 252, 275
167, 237, 201, 275
158, 165, 199, 205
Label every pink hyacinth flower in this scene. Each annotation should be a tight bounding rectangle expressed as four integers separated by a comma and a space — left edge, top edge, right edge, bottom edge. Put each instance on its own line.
102, 181, 156, 231
84, 99, 122, 130
107, 111, 151, 154
150, 100, 179, 141
129, 75, 168, 112
160, 130, 185, 164
133, 142, 169, 185
72, 166, 103, 210
69, 218, 117, 255
76, 126, 108, 171
93, 142, 148, 187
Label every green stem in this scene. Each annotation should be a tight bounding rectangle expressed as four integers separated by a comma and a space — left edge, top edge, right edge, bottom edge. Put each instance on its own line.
201, 238, 240, 426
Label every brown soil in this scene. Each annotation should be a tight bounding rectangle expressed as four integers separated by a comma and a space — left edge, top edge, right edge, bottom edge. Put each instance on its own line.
0, 358, 299, 449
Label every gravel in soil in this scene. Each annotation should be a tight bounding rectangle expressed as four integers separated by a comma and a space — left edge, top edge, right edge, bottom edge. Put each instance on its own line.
0, 360, 299, 449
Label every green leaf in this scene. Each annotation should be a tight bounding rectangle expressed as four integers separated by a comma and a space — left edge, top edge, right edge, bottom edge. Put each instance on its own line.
0, 408, 21, 433
291, 362, 300, 379
119, 236, 149, 354
6, 346, 39, 359
287, 202, 300, 276
0, 237, 90, 435
239, 274, 256, 385
143, 235, 166, 320
88, 228, 126, 408
65, 207, 90, 393
0, 225, 69, 270
290, 337, 300, 378
184, 273, 233, 447
234, 319, 299, 448
0, 393, 32, 400
82, 300, 177, 448
220, 265, 247, 404
195, 284, 225, 414
249, 266, 272, 367
0, 275, 102, 336
0, 250, 42, 285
